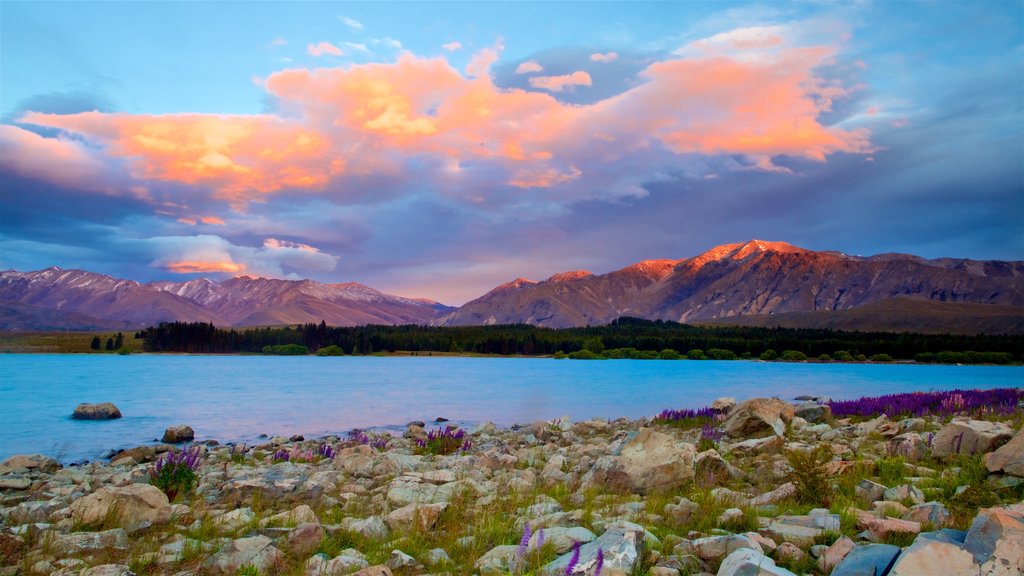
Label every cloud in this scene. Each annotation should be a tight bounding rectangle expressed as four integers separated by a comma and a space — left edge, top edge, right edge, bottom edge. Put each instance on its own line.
306, 41, 343, 57
442, 41, 462, 52
339, 16, 363, 30
515, 60, 544, 74
0, 125, 112, 190
528, 71, 593, 92
147, 234, 337, 278
373, 37, 403, 50
589, 51, 618, 63
344, 42, 370, 53
269, 37, 287, 48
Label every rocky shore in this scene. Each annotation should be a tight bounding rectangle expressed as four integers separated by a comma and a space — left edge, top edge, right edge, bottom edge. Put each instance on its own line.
1, 395, 1022, 576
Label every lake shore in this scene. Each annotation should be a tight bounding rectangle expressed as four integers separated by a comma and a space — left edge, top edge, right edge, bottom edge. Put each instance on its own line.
1, 391, 1022, 576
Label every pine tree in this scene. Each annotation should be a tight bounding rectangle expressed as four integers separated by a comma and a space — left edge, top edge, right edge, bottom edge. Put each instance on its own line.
90, 336, 101, 350
114, 332, 124, 349
105, 338, 114, 351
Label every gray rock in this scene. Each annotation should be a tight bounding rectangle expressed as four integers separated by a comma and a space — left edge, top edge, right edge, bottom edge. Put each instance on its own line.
0, 476, 31, 490
287, 523, 324, 556
71, 402, 122, 420
205, 535, 283, 575
340, 516, 389, 540
723, 398, 795, 439
162, 425, 195, 443
962, 504, 1024, 574
716, 548, 797, 576
53, 529, 129, 555
902, 502, 950, 527
932, 419, 1013, 458
426, 548, 450, 565
581, 428, 695, 494
676, 534, 761, 562
887, 433, 928, 462
855, 479, 887, 504
385, 549, 422, 572
69, 484, 171, 533
984, 425, 1024, 477
540, 525, 644, 575
794, 402, 831, 424
884, 484, 925, 505
474, 545, 519, 576
528, 526, 596, 554
81, 566, 135, 576
831, 544, 901, 576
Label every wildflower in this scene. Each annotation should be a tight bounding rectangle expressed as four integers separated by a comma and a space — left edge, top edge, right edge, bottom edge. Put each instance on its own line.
517, 523, 531, 559
565, 541, 580, 575
595, 547, 604, 576
537, 528, 545, 549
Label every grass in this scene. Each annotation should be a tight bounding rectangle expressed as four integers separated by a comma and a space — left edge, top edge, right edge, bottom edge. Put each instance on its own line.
0, 331, 145, 354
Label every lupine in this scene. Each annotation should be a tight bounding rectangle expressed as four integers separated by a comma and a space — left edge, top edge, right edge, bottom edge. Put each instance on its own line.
700, 423, 723, 443
517, 523, 531, 560
415, 426, 472, 456
272, 449, 290, 462
149, 445, 202, 499
537, 528, 545, 549
827, 388, 1022, 419
318, 443, 335, 459
594, 547, 604, 576
565, 542, 580, 575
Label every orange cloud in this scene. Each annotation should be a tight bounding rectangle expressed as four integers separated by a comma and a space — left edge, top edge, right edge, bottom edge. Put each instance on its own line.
529, 71, 593, 92
589, 52, 618, 63
200, 216, 225, 225
442, 41, 462, 52
177, 217, 197, 225
165, 261, 245, 274
307, 41, 343, 57
515, 60, 544, 74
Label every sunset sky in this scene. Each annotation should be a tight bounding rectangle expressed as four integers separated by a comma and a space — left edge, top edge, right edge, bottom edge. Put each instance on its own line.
1, 1, 1021, 304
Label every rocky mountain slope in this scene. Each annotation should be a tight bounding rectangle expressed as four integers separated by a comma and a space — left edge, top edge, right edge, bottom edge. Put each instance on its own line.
439, 240, 1024, 330
0, 268, 451, 329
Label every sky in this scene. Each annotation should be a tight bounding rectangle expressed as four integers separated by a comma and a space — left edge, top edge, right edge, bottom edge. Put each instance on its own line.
1, 1, 1022, 305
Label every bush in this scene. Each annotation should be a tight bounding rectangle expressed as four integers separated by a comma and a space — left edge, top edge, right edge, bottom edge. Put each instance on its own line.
833, 350, 854, 361
568, 349, 605, 360
659, 348, 681, 360
261, 344, 309, 355
117, 347, 131, 355
818, 353, 831, 361
552, 351, 567, 359
149, 446, 202, 500
316, 345, 345, 356
706, 348, 737, 360
581, 337, 605, 354
415, 426, 471, 455
781, 350, 808, 362
687, 349, 707, 360
786, 446, 834, 506
870, 353, 894, 362
759, 349, 778, 361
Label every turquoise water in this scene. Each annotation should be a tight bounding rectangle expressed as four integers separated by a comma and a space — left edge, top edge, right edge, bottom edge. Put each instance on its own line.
0, 354, 1020, 462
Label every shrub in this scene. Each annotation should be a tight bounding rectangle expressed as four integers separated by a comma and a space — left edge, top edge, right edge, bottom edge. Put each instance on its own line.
415, 426, 471, 455
706, 348, 737, 360
818, 353, 832, 361
261, 344, 309, 355
552, 351, 567, 359
786, 446, 833, 506
117, 347, 131, 355
870, 353, 894, 362
150, 445, 202, 500
687, 349, 706, 360
659, 348, 681, 360
833, 350, 854, 361
781, 350, 808, 362
568, 349, 605, 360
759, 349, 778, 361
316, 345, 344, 356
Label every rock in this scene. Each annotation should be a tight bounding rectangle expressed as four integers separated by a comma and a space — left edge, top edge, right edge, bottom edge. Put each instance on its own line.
474, 545, 519, 576
817, 536, 855, 572
695, 450, 734, 487
351, 567, 393, 576
794, 402, 831, 424
528, 526, 596, 554
309, 554, 370, 575
932, 419, 1013, 458
728, 435, 783, 456
340, 516, 390, 540
664, 498, 700, 524
162, 425, 195, 443
214, 507, 255, 532
717, 508, 745, 525
69, 484, 171, 533
582, 428, 695, 494
830, 544, 901, 576
0, 533, 24, 563
723, 398, 795, 439
261, 504, 319, 527
385, 502, 448, 532
716, 548, 797, 576
884, 484, 925, 505
540, 525, 644, 575
71, 402, 122, 420
0, 454, 60, 473
962, 505, 1024, 575
678, 534, 761, 563
860, 517, 922, 542
888, 537, 976, 576
775, 542, 805, 563
855, 479, 887, 504
902, 502, 950, 527
749, 482, 797, 507
53, 529, 128, 555
386, 550, 423, 573
205, 536, 282, 575
887, 433, 928, 462
984, 426, 1024, 476
764, 513, 840, 547
426, 548, 450, 565
81, 566, 135, 576
287, 523, 324, 556
711, 397, 737, 412
0, 476, 31, 490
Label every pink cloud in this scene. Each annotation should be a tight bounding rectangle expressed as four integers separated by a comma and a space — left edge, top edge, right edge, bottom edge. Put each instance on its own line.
528, 71, 593, 92
589, 52, 618, 63
442, 41, 462, 52
307, 41, 343, 57
515, 60, 544, 74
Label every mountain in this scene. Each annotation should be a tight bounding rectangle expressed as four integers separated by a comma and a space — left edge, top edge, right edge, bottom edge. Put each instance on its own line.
438, 240, 1024, 333
0, 268, 452, 330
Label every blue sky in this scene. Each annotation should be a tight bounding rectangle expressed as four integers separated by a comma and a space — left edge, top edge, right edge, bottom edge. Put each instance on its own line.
1, 1, 1021, 304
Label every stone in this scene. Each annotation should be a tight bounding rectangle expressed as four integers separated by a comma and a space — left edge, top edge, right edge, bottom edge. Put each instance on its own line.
764, 513, 841, 547
794, 402, 831, 424
728, 435, 783, 456
884, 484, 925, 505
71, 402, 122, 420
69, 484, 171, 533
984, 426, 1024, 476
716, 548, 798, 576
81, 566, 135, 576
385, 502, 448, 532
902, 502, 950, 527
817, 536, 855, 572
749, 483, 797, 507
830, 544, 901, 576
963, 505, 1024, 575
0, 454, 60, 473
582, 428, 695, 494
717, 508, 745, 525
205, 535, 283, 575
775, 542, 805, 563
386, 550, 423, 573
0, 476, 31, 490
695, 450, 734, 487
887, 433, 928, 462
861, 517, 922, 542
888, 537, 976, 576
932, 419, 1013, 458
540, 525, 645, 575
855, 479, 887, 504
341, 516, 390, 540
214, 507, 255, 532
314, 554, 370, 575
426, 548, 450, 565
664, 498, 700, 524
723, 398, 795, 439
677, 534, 761, 562
287, 523, 324, 556
53, 528, 128, 555
711, 397, 737, 412
474, 545, 520, 576
261, 504, 319, 527
162, 425, 195, 443
528, 526, 596, 554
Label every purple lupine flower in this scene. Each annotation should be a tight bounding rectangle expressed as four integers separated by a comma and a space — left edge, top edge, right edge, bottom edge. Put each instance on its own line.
537, 528, 545, 549
594, 547, 604, 576
565, 542, 580, 575
517, 523, 531, 559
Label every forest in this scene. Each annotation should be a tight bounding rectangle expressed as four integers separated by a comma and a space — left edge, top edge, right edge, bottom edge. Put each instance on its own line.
140, 317, 1024, 362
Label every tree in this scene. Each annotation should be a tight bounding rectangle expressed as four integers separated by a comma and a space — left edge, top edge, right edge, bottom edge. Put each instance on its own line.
105, 338, 114, 351
113, 332, 124, 349
582, 337, 605, 354
90, 336, 101, 350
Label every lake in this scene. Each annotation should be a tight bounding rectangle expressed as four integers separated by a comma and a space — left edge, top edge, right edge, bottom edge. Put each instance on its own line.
1, 354, 1020, 462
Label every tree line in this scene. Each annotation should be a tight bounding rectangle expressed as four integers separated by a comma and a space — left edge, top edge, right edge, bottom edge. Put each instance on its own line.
140, 317, 1024, 361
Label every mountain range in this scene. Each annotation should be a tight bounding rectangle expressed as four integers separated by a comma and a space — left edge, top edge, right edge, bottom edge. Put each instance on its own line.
2, 240, 1022, 334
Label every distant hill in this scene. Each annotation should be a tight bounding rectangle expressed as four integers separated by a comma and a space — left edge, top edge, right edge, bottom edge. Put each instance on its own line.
0, 301, 138, 332
437, 240, 1024, 334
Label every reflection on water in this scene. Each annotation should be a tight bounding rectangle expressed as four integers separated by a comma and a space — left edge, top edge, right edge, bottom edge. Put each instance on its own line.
1, 354, 1020, 462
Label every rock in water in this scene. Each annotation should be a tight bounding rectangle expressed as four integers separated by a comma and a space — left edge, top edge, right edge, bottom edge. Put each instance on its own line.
162, 425, 195, 443
72, 402, 122, 420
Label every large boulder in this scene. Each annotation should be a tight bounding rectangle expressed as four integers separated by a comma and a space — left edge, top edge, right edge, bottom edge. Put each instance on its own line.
582, 428, 695, 494
889, 533, 975, 576
385, 502, 448, 532
0, 454, 60, 473
540, 525, 645, 575
162, 425, 195, 443
69, 484, 171, 533
831, 544, 901, 576
716, 548, 797, 576
984, 426, 1024, 476
205, 535, 282, 575
932, 418, 1013, 458
723, 398, 795, 439
794, 402, 831, 424
887, 433, 928, 462
71, 402, 122, 420
962, 505, 1024, 575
